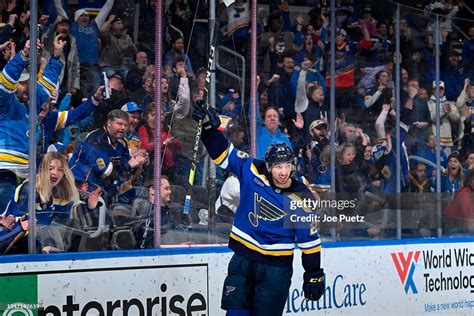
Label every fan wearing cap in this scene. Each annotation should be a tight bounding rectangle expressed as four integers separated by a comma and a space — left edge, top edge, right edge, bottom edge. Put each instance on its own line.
303, 84, 327, 136
54, 0, 115, 96
120, 102, 144, 152
69, 109, 148, 199
99, 15, 138, 80
435, 151, 464, 193
308, 120, 329, 157
325, 26, 368, 90
41, 15, 80, 95
427, 80, 460, 155
0, 38, 65, 212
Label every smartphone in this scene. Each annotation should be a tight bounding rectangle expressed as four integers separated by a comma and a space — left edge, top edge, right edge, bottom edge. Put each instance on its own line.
36, 24, 43, 54
102, 72, 110, 99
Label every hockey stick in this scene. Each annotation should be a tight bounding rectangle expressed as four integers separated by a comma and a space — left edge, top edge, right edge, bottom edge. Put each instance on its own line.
183, 0, 235, 215
408, 155, 446, 174
4, 230, 27, 254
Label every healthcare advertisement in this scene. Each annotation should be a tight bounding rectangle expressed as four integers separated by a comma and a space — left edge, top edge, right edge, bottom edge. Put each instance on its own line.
0, 240, 472, 315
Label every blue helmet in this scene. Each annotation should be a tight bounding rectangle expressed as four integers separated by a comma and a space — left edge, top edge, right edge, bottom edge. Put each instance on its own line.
264, 143, 295, 164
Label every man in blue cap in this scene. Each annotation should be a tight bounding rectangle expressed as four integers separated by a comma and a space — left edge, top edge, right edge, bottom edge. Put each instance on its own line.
69, 109, 148, 203
121, 101, 143, 152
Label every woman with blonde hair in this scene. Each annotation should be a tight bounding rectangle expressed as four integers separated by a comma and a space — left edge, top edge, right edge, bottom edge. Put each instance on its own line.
0, 152, 79, 254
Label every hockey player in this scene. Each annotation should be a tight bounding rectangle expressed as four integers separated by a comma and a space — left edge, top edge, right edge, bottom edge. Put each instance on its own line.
192, 101, 325, 315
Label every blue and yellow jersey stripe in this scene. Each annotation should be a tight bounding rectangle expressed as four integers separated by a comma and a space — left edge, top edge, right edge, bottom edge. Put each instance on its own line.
38, 76, 56, 97
297, 239, 322, 254
212, 143, 234, 169
0, 149, 29, 166
230, 226, 295, 257
55, 111, 69, 131
0, 69, 17, 93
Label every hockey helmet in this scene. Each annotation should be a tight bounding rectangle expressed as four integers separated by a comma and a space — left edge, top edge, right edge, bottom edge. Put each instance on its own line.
265, 143, 295, 165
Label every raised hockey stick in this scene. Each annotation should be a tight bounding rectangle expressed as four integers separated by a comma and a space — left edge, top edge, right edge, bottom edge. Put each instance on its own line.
408, 155, 446, 174
183, 0, 235, 215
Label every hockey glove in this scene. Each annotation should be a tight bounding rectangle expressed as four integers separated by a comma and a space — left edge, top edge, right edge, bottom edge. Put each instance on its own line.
303, 269, 325, 301
192, 100, 221, 129
192, 99, 207, 121
206, 104, 221, 129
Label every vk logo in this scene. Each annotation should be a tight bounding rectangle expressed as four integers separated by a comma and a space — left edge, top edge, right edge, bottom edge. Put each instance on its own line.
391, 251, 421, 294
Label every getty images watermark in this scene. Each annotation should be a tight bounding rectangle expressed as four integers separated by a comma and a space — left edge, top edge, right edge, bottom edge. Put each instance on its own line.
288, 198, 365, 224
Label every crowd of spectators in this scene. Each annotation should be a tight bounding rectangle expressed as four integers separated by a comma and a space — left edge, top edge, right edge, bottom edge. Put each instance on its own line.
0, 0, 473, 253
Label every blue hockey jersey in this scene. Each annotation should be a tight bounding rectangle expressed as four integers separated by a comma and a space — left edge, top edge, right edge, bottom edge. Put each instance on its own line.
0, 53, 63, 177
69, 127, 133, 196
0, 180, 74, 253
371, 134, 410, 193
2, 180, 73, 225
37, 99, 97, 159
201, 126, 321, 269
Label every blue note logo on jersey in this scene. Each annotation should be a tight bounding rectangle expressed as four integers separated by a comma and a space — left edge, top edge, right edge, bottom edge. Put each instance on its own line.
248, 193, 286, 227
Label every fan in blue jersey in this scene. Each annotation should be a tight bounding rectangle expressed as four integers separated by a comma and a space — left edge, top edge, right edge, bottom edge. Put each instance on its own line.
0, 36, 65, 212
68, 109, 148, 203
192, 100, 325, 315
0, 152, 80, 254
